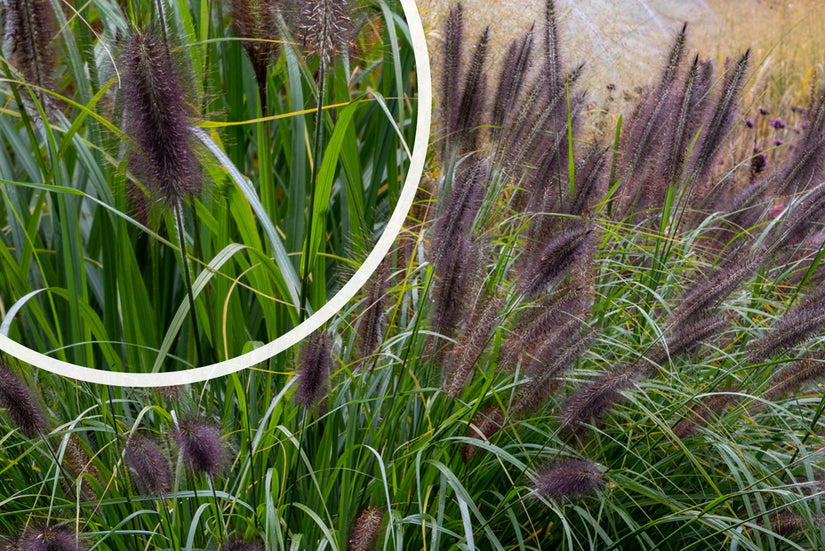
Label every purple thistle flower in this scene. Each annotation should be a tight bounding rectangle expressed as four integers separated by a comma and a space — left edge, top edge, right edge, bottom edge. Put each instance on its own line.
123, 28, 200, 205
17, 527, 84, 551
173, 418, 227, 477
0, 362, 50, 438
751, 146, 767, 176
774, 137, 784, 146
770, 117, 786, 129
125, 434, 172, 495
349, 506, 383, 551
745, 118, 755, 128
294, 331, 331, 408
534, 459, 603, 499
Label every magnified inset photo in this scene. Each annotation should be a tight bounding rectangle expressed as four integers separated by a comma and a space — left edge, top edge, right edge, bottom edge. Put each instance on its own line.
0, 0, 420, 375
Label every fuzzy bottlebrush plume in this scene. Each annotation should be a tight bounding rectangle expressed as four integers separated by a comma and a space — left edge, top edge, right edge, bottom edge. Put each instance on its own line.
125, 434, 172, 495
348, 506, 383, 551
61, 436, 100, 502
559, 366, 635, 434
534, 459, 603, 500
451, 27, 489, 154
16, 527, 85, 551
431, 158, 487, 267
230, 0, 279, 111
429, 234, 483, 341
520, 225, 594, 296
764, 353, 825, 401
567, 144, 608, 217
490, 26, 534, 140
294, 332, 331, 408
356, 258, 390, 361
173, 418, 227, 477
758, 512, 824, 537
123, 28, 200, 205
665, 254, 761, 330
219, 540, 264, 551
439, 3, 463, 157
746, 287, 825, 363
298, 0, 353, 68
672, 392, 738, 439
509, 329, 597, 421
504, 64, 584, 179
620, 23, 688, 205
2, 0, 58, 106
498, 286, 589, 372
687, 50, 750, 191
444, 293, 503, 397
0, 362, 49, 438
542, 0, 563, 101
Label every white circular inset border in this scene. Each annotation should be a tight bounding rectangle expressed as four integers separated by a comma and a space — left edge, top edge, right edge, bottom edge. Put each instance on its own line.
0, 0, 432, 387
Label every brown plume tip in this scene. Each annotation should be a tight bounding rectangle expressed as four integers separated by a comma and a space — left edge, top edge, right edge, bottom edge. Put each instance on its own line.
534, 459, 603, 500
349, 506, 383, 551
17, 526, 86, 551
294, 332, 331, 408
173, 418, 228, 477
125, 433, 172, 495
0, 362, 50, 438
4, 0, 58, 105
122, 28, 200, 205
298, 0, 354, 67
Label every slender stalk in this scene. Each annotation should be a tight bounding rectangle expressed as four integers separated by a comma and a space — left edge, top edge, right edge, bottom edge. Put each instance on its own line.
174, 201, 204, 368
299, 62, 328, 320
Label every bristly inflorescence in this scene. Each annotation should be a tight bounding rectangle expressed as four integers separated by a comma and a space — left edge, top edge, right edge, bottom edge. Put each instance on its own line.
0, 361, 50, 438
173, 418, 227, 477
534, 459, 603, 500
2, 0, 58, 107
298, 0, 353, 68
229, 0, 280, 109
294, 331, 331, 408
122, 28, 200, 206
16, 526, 85, 551
348, 506, 383, 551
124, 434, 172, 495
746, 286, 825, 362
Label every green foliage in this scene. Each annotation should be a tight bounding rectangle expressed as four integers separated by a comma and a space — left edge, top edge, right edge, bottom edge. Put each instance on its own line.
3, 1, 825, 550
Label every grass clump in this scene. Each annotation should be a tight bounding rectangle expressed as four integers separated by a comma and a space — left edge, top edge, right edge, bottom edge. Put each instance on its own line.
4, 0, 825, 549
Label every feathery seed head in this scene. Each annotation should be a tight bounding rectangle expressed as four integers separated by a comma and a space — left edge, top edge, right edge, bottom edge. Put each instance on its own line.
534, 459, 603, 500
17, 527, 84, 551
298, 0, 353, 67
349, 506, 383, 551
125, 434, 172, 495
560, 368, 635, 433
0, 362, 49, 438
230, 0, 279, 102
2, 0, 58, 105
123, 28, 199, 205
294, 332, 331, 408
521, 226, 594, 296
219, 540, 264, 551
173, 418, 227, 477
